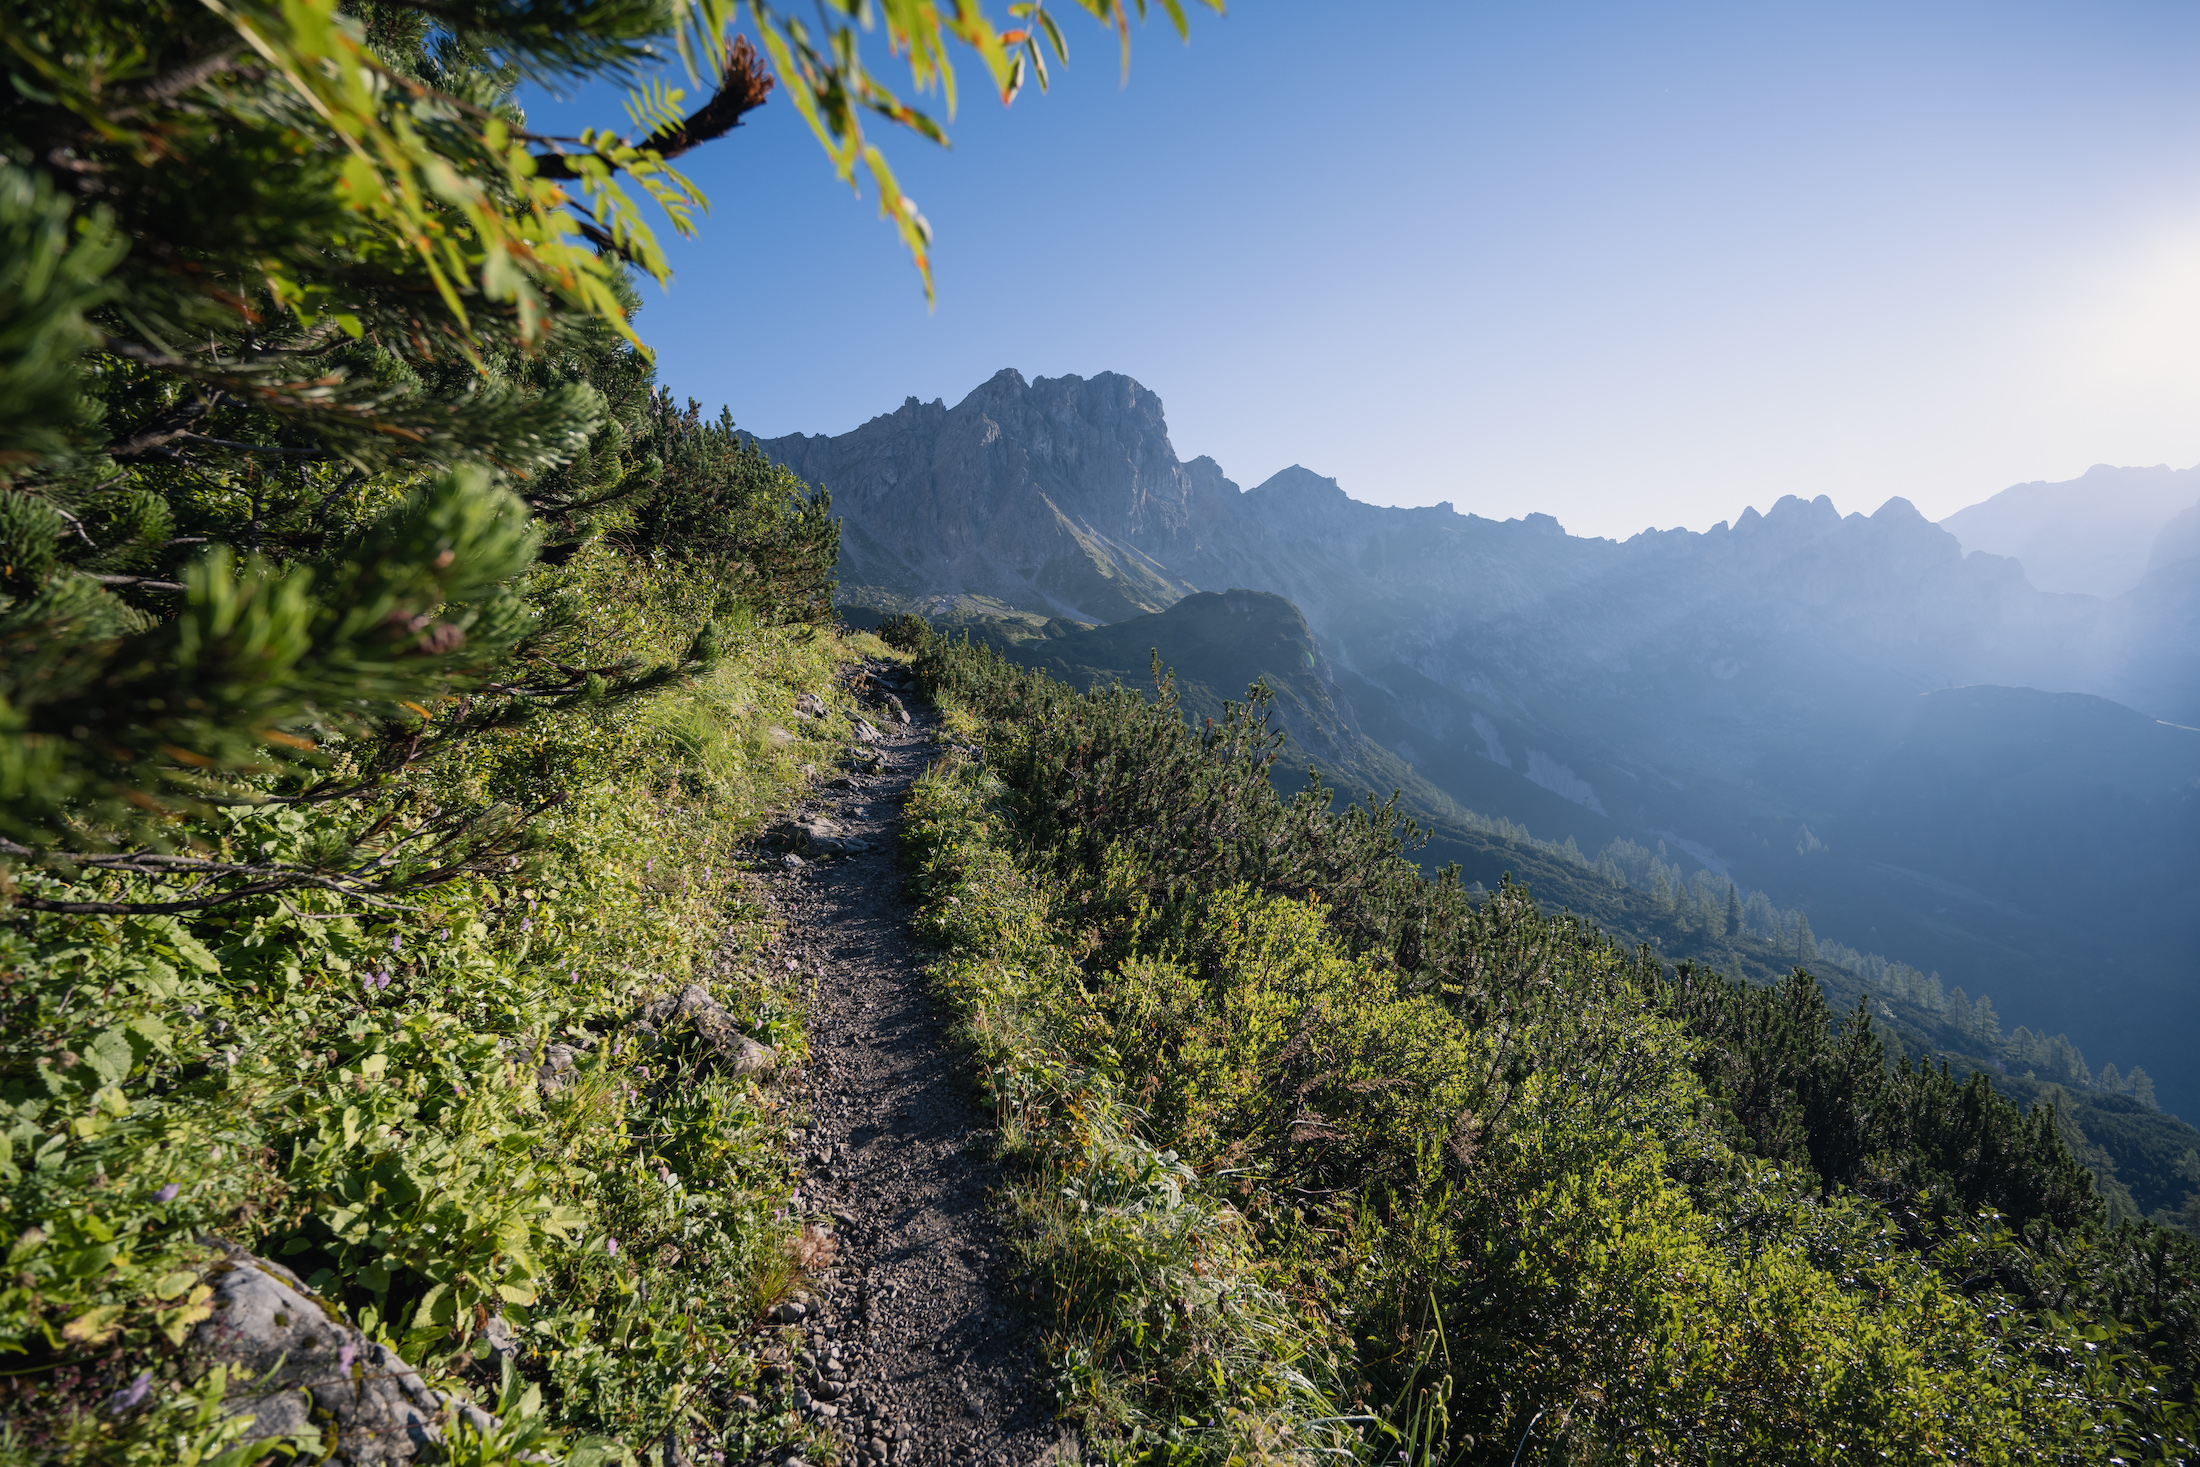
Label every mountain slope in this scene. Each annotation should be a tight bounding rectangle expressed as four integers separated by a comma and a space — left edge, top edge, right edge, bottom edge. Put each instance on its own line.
1940, 462, 2200, 598
757, 372, 1218, 623
772, 368, 2200, 1115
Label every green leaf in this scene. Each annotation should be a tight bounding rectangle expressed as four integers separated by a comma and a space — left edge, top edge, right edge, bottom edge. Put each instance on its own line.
83, 1026, 135, 1086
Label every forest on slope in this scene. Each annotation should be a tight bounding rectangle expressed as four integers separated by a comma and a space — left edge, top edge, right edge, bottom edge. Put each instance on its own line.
898, 623, 2200, 1461
929, 586, 2200, 1234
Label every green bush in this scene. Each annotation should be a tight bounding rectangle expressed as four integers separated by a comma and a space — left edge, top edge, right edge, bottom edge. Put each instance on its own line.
875, 613, 934, 654
906, 635, 2200, 1464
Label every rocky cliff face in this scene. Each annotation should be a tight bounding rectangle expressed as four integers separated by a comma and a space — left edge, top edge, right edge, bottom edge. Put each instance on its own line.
757, 370, 1232, 623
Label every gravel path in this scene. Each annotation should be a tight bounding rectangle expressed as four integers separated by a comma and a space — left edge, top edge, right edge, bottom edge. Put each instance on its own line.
752, 663, 1071, 1467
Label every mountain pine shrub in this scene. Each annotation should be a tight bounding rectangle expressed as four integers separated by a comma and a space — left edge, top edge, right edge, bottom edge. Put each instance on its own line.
908, 634, 2200, 1463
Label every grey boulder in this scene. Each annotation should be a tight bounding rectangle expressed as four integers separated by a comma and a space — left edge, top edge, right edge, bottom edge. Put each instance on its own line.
638, 984, 776, 1075
188, 1250, 495, 1463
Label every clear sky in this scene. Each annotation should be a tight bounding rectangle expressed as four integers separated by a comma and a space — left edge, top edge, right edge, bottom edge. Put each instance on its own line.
525, 1, 2200, 541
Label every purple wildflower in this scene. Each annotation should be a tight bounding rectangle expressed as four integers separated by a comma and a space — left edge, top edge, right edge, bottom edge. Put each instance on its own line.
339, 1339, 357, 1372
154, 1183, 179, 1204
376, 971, 392, 991
520, 919, 532, 933
605, 1237, 618, 1256
390, 934, 402, 952
108, 1370, 152, 1414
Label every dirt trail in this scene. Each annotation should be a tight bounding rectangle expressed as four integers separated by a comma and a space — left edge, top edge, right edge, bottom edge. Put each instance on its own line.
750, 664, 1070, 1467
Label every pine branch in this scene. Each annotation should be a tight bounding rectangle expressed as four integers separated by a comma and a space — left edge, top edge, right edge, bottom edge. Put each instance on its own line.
531, 37, 774, 180
0, 796, 555, 914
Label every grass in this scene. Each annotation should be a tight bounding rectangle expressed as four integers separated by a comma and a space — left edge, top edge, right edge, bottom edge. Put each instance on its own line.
0, 547, 894, 1466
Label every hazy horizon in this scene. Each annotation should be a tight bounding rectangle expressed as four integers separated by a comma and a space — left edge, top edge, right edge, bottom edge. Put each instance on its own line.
759, 366, 2200, 543
532, 0, 2200, 541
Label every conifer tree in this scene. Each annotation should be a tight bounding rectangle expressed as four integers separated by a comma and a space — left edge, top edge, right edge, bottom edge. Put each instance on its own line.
1948, 987, 1975, 1037
1795, 910, 1818, 962
1725, 881, 1743, 937
2, 0, 1210, 896
2130, 1067, 2160, 1110
1971, 992, 2002, 1047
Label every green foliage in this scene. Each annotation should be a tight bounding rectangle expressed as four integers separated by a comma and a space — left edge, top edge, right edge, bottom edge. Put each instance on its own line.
0, 577, 878, 1463
875, 612, 934, 653
906, 635, 2200, 1463
625, 398, 838, 625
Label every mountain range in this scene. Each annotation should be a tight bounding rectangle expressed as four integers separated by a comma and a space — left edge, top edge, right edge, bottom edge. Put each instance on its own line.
758, 369, 2200, 1121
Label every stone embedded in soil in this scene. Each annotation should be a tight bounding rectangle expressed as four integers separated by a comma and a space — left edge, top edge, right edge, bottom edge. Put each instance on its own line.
639, 984, 775, 1075
188, 1248, 495, 1463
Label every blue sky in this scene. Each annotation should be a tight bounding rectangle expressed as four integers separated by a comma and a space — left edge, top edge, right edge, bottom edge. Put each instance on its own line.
525, 2, 2200, 540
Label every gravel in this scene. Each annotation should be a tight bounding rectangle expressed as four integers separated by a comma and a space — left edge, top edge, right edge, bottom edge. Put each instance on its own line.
756, 664, 1073, 1467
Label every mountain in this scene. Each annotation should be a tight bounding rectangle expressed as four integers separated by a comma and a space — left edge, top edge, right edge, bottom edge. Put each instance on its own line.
758, 373, 1217, 623
960, 587, 1486, 830
1940, 463, 2200, 598
763, 369, 2200, 1117
2090, 502, 2200, 728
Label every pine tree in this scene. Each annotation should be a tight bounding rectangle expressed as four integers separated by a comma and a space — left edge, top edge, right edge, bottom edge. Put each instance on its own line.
1795, 911, 1818, 963
2129, 1067, 2159, 1111
2046, 1033, 2091, 1089
3, 0, 1197, 898
1970, 993, 2002, 1047
1726, 882, 1743, 938
2098, 1062, 2124, 1095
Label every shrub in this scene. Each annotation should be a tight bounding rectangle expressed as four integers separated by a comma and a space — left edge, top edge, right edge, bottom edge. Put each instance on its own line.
907, 635, 2200, 1464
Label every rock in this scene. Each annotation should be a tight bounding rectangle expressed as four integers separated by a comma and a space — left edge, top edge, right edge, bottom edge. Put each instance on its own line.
536, 1043, 579, 1096
883, 695, 910, 725
187, 1249, 495, 1463
850, 719, 882, 744
779, 815, 872, 857
479, 1314, 520, 1381
798, 816, 844, 845
795, 692, 827, 718
768, 727, 796, 746
782, 853, 806, 871
773, 1301, 808, 1324
637, 985, 776, 1075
